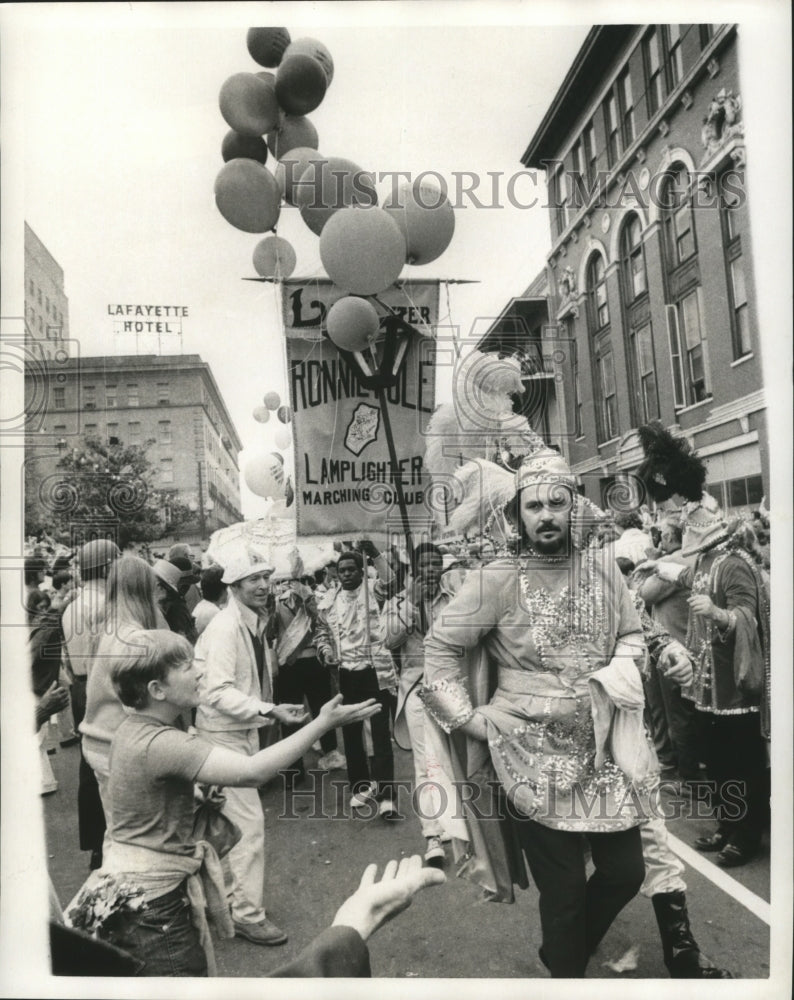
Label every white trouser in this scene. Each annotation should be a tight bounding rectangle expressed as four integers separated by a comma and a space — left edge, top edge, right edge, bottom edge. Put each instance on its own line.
403, 685, 443, 838
639, 816, 686, 897
197, 727, 267, 925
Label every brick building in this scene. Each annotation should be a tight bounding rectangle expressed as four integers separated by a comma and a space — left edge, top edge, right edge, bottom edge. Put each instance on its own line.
26, 354, 244, 541
497, 24, 766, 513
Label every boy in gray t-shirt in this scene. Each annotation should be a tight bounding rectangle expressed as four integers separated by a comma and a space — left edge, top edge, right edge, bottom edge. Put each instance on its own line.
103, 628, 381, 976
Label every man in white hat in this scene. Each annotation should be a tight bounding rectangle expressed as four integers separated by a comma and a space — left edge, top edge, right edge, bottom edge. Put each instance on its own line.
194, 545, 307, 946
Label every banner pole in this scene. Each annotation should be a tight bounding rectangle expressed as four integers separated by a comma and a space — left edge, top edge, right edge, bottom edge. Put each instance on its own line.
376, 385, 414, 555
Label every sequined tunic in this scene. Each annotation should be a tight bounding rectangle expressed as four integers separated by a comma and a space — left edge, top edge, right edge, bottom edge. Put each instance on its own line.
422, 550, 647, 832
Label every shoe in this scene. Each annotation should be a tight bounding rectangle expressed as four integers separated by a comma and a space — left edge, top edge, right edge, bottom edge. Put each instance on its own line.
424, 836, 446, 867
89, 848, 103, 871
694, 832, 728, 852
716, 843, 757, 868
378, 798, 401, 821
349, 783, 377, 809
651, 890, 733, 978
234, 919, 288, 946
317, 749, 347, 771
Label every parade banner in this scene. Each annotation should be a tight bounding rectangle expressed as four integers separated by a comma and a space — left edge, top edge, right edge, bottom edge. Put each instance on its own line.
283, 280, 438, 539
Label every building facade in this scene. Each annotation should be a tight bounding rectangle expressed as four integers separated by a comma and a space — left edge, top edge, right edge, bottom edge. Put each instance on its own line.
25, 222, 71, 360
26, 354, 243, 540
518, 24, 765, 513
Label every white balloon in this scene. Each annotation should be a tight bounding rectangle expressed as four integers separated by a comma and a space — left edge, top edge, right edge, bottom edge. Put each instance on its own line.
244, 450, 285, 498
274, 426, 292, 449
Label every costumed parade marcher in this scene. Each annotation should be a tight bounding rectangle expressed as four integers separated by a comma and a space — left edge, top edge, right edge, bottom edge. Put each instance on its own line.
421, 448, 651, 978
635, 422, 771, 869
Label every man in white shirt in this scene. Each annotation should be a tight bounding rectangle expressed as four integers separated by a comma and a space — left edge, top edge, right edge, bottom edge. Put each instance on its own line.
194, 547, 307, 946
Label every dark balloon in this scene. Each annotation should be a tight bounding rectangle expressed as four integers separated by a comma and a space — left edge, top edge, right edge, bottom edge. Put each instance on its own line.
247, 28, 291, 68
221, 130, 269, 165
275, 54, 327, 116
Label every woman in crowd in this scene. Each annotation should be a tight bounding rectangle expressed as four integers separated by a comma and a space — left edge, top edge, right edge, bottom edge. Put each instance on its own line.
80, 556, 162, 828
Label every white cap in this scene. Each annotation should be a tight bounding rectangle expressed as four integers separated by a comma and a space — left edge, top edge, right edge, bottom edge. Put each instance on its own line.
220, 543, 275, 585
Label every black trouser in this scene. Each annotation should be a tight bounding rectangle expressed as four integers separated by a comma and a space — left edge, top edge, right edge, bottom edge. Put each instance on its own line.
277, 654, 339, 769
699, 711, 770, 852
338, 665, 394, 800
514, 819, 645, 977
70, 676, 106, 853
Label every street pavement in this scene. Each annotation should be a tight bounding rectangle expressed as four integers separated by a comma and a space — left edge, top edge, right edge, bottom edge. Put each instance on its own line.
43, 737, 770, 980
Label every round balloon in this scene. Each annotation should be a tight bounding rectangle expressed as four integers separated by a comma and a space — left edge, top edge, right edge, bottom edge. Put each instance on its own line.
270, 451, 285, 465
296, 157, 377, 236
221, 130, 268, 165
255, 71, 275, 85
219, 73, 280, 137
320, 207, 406, 295
244, 450, 285, 498
253, 405, 270, 423
283, 37, 334, 85
385, 180, 455, 264
277, 405, 292, 423
215, 160, 281, 233
253, 236, 297, 279
326, 296, 381, 352
274, 426, 292, 450
246, 28, 291, 68
275, 147, 325, 206
266, 115, 319, 159
275, 54, 327, 116
263, 391, 281, 410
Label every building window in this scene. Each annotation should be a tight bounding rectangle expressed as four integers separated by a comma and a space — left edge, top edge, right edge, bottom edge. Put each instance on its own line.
157, 382, 170, 405
160, 458, 174, 484
158, 420, 172, 445
621, 214, 647, 300
662, 165, 696, 267
572, 337, 584, 438
605, 92, 622, 167
53, 387, 65, 409
85, 423, 98, 438
644, 28, 665, 115
699, 24, 716, 49
127, 384, 139, 407
106, 384, 117, 408
667, 24, 684, 88
587, 255, 609, 330
108, 423, 119, 445
83, 386, 96, 410
619, 70, 636, 148
552, 166, 569, 236
631, 323, 659, 423
727, 475, 763, 509
583, 122, 597, 187
721, 175, 751, 359
128, 421, 142, 445
594, 348, 618, 442
666, 290, 711, 408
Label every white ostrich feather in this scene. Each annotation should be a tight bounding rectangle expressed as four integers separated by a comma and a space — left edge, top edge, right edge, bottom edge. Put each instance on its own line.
448, 458, 516, 538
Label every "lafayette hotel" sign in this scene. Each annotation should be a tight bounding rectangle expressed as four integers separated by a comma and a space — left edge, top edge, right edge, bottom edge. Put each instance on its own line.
108, 303, 189, 334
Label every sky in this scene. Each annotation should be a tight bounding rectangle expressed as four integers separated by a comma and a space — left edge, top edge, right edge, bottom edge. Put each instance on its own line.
8, 3, 593, 517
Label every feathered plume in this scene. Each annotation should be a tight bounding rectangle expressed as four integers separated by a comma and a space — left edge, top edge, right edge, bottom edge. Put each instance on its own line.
636, 421, 706, 503
425, 351, 544, 525
447, 458, 516, 540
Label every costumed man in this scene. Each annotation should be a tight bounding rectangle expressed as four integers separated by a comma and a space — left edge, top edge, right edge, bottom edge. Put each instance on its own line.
421, 448, 651, 978
383, 542, 459, 866
315, 547, 399, 819
194, 547, 308, 946
635, 422, 771, 868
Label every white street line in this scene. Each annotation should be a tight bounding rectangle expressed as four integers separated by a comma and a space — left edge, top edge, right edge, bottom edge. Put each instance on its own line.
667, 832, 771, 925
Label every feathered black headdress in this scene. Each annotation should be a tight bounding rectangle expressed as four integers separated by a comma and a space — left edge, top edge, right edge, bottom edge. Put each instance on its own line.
636, 421, 706, 502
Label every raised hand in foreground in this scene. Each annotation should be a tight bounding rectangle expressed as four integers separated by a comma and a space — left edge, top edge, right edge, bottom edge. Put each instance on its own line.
332, 855, 446, 942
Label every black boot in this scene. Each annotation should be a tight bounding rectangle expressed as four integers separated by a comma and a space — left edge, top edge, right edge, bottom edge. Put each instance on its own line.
652, 890, 733, 978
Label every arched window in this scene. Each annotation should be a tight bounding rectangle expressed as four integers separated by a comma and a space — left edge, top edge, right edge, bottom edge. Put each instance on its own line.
587, 253, 618, 442
587, 254, 609, 330
662, 164, 696, 267
661, 164, 710, 408
620, 214, 658, 424
621, 214, 646, 300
